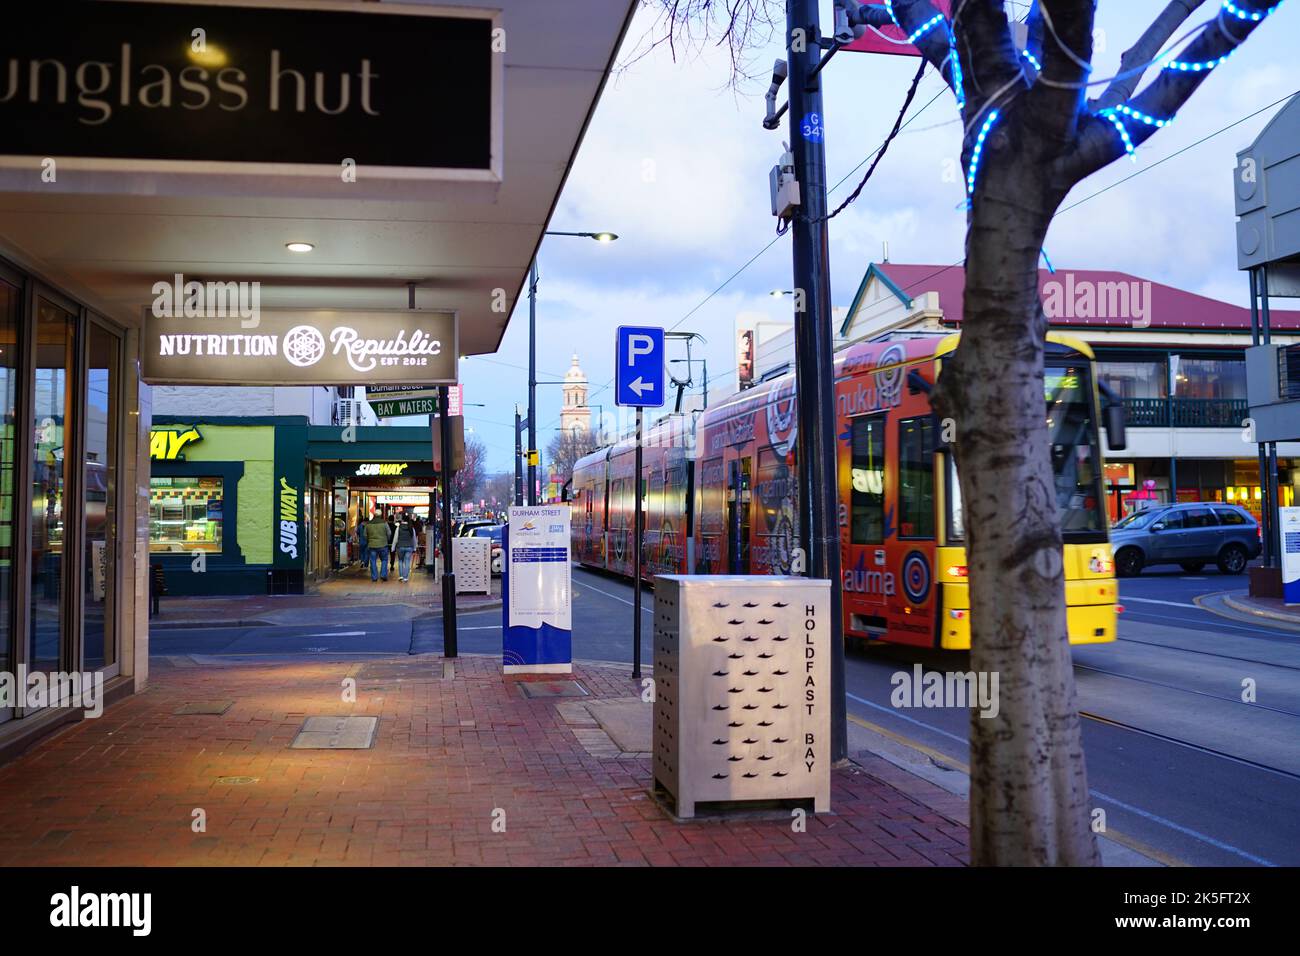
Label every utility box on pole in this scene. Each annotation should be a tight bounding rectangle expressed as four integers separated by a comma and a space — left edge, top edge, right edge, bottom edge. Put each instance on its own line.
652, 575, 832, 819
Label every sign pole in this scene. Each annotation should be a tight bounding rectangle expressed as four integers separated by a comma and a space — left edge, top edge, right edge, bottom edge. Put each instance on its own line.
439, 384, 459, 658
633, 406, 644, 680
615, 325, 663, 682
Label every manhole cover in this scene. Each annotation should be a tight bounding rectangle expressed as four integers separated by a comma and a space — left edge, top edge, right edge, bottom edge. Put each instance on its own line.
216, 776, 258, 785
174, 700, 233, 716
517, 680, 588, 699
290, 715, 379, 750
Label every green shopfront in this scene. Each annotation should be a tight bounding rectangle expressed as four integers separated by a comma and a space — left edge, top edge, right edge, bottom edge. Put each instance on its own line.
149, 419, 436, 595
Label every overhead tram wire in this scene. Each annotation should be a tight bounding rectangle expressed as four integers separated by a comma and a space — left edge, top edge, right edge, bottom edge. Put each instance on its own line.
545, 74, 950, 432
684, 87, 1300, 392
546, 68, 1296, 436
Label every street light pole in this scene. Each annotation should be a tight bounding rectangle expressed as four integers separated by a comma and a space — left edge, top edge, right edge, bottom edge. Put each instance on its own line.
786, 0, 846, 762
525, 230, 618, 508
528, 259, 538, 505
514, 403, 524, 507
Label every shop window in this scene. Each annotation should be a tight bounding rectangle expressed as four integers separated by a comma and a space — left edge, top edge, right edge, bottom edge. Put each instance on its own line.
850, 416, 885, 544
898, 417, 935, 538
30, 298, 74, 678
1098, 360, 1167, 399
150, 477, 224, 552
1172, 357, 1246, 400
84, 321, 121, 672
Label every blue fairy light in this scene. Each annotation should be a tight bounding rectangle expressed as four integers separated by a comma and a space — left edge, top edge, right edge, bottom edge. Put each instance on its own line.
965, 108, 1000, 195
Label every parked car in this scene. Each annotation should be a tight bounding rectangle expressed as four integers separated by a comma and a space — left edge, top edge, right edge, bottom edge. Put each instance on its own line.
455, 519, 497, 539
471, 525, 505, 575
1111, 503, 1261, 577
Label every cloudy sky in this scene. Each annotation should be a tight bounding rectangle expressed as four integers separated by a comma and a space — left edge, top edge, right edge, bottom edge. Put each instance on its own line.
456, 0, 1300, 475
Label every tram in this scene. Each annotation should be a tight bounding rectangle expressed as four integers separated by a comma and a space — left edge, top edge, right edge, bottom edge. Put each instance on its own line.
571, 332, 1122, 649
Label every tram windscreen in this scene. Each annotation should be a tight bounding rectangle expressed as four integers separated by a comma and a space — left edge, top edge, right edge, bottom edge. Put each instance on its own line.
948, 365, 1106, 541
1046, 366, 1106, 538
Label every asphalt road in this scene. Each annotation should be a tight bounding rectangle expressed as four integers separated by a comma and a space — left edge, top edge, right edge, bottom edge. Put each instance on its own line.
152, 564, 1299, 866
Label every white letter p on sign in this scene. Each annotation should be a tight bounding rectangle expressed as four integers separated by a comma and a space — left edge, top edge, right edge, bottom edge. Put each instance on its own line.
628, 334, 654, 364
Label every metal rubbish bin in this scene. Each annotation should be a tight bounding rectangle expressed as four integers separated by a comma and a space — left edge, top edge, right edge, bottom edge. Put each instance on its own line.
652, 575, 831, 819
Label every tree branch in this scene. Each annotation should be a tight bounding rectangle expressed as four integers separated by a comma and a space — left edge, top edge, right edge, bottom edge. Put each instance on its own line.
1062, 0, 1278, 184
1025, 0, 1096, 144
1090, 0, 1210, 113
950, 0, 1023, 115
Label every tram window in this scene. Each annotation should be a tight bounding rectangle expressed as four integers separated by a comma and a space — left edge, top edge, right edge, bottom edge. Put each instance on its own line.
948, 456, 965, 541
850, 416, 885, 544
898, 417, 935, 538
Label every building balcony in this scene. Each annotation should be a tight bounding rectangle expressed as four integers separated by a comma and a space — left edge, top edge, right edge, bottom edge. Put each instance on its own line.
1121, 397, 1249, 429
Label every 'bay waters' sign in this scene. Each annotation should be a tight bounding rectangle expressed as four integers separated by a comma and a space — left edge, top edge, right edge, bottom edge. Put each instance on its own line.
143, 308, 459, 385
1, 0, 499, 179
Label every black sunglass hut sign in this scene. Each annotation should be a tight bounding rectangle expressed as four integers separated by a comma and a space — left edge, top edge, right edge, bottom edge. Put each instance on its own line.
142, 309, 459, 386
0, 0, 498, 182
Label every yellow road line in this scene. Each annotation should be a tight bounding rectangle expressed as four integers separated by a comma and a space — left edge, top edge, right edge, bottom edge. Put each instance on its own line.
848, 712, 968, 772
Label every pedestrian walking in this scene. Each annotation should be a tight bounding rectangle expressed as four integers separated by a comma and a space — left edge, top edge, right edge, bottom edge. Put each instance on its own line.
392, 512, 417, 582
363, 511, 391, 581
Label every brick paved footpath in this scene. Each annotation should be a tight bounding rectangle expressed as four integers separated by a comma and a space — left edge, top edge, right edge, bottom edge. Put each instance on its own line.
151, 564, 499, 628
0, 655, 969, 866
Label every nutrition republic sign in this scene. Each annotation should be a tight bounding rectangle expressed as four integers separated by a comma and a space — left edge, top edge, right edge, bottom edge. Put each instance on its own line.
142, 308, 459, 385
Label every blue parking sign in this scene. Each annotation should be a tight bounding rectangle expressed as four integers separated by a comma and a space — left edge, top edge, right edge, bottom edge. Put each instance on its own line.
615, 326, 665, 408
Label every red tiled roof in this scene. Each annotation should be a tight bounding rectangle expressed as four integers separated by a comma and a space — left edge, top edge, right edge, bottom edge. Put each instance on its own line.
872, 262, 1300, 331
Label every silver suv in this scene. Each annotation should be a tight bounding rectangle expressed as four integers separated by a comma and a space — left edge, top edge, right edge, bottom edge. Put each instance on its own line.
1110, 503, 1261, 577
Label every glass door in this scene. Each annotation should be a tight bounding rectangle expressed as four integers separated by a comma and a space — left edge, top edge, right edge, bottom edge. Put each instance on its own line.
84, 320, 121, 674
29, 298, 75, 683
0, 278, 17, 724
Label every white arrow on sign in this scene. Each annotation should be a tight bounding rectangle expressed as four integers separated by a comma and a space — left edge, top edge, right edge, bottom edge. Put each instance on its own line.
628, 376, 655, 396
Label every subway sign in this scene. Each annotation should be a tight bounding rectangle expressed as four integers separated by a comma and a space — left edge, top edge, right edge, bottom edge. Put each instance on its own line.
150, 425, 202, 460
355, 463, 408, 477
0, 1, 500, 183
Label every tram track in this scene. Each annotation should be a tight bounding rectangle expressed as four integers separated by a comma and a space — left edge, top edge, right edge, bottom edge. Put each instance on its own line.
1078, 710, 1300, 783
1073, 661, 1300, 720
1112, 635, 1300, 672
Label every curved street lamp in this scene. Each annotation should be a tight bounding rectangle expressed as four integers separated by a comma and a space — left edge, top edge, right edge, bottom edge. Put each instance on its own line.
526, 229, 619, 504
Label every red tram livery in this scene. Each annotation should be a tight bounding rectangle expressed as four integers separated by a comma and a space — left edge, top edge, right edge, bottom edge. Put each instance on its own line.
571, 332, 1120, 649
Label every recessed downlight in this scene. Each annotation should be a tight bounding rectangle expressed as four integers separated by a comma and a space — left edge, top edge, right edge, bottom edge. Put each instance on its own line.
285, 242, 315, 253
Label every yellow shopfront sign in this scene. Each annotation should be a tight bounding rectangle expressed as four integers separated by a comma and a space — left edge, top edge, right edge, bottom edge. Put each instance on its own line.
150, 426, 202, 460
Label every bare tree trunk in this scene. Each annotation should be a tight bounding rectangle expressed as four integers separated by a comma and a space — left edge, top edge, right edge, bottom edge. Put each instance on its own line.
933, 142, 1099, 865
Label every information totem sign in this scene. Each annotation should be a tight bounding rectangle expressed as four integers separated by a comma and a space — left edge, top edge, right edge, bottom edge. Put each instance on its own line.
502, 506, 572, 673
1281, 507, 1300, 606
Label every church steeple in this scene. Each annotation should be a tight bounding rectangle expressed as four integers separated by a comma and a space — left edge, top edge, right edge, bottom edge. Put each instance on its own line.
559, 353, 590, 435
